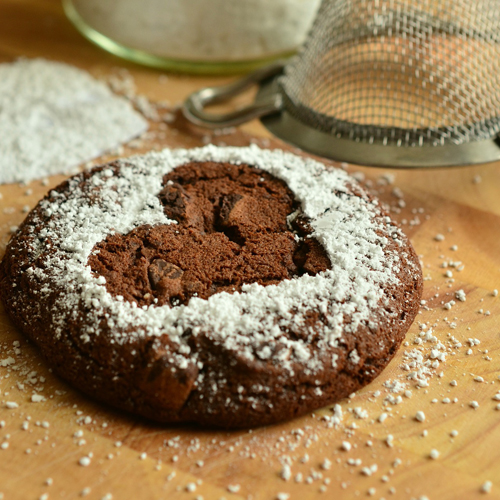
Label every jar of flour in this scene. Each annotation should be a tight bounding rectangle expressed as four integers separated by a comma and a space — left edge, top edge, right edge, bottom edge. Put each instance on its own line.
64, 0, 320, 74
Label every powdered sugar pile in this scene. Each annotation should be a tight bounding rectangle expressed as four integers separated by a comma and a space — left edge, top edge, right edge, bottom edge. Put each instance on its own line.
0, 59, 147, 184
18, 145, 414, 372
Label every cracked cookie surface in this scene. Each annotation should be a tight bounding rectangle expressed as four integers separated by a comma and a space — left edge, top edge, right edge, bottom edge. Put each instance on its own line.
89, 162, 329, 307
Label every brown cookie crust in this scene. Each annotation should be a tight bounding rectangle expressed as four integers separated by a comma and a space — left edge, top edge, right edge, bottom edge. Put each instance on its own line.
0, 150, 423, 428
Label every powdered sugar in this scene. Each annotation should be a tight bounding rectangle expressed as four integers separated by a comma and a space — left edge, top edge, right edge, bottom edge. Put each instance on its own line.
12, 146, 415, 371
0, 59, 147, 184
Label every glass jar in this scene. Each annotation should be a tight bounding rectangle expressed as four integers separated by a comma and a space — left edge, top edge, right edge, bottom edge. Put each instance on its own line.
63, 0, 321, 74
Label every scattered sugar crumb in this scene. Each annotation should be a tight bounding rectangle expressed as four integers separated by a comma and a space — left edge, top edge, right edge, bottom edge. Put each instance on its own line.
481, 481, 492, 494
320, 459, 331, 470
361, 464, 377, 476
79, 456, 91, 467
280, 465, 291, 481
341, 441, 352, 451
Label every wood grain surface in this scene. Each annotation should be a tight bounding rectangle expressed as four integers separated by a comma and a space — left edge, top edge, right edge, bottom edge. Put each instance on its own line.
1, 1, 500, 499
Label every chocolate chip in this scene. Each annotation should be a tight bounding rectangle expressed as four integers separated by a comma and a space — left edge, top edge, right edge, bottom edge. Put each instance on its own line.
218, 193, 243, 226
148, 259, 183, 289
216, 194, 247, 245
159, 182, 187, 221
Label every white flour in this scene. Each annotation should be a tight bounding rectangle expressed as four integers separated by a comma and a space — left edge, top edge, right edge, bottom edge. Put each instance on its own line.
0, 59, 147, 184
70, 0, 321, 62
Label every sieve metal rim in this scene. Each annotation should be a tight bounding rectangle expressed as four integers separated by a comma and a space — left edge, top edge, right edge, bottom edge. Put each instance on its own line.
258, 74, 500, 168
278, 80, 500, 148
183, 64, 500, 168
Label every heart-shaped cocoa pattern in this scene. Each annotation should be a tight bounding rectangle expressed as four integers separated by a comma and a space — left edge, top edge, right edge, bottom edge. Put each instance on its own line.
88, 161, 330, 307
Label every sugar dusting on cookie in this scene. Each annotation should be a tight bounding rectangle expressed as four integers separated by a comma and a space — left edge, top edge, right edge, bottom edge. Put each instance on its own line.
18, 146, 416, 372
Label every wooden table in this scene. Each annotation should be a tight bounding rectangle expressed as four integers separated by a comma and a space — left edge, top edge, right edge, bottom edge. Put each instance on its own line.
1, 1, 500, 499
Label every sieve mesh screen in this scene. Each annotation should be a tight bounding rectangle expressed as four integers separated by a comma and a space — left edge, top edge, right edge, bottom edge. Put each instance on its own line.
280, 0, 500, 146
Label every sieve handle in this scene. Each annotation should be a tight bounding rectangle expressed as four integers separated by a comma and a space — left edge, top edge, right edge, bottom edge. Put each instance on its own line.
183, 61, 284, 128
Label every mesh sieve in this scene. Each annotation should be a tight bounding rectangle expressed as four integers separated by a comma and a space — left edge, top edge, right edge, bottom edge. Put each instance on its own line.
184, 0, 500, 167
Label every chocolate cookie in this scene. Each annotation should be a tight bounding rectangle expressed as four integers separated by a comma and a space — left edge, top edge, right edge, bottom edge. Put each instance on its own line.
0, 146, 422, 428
